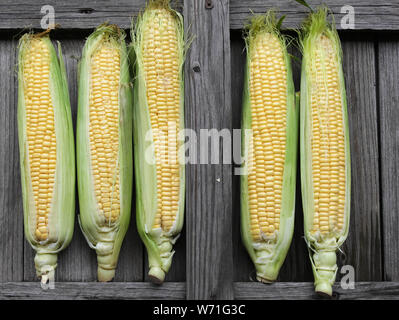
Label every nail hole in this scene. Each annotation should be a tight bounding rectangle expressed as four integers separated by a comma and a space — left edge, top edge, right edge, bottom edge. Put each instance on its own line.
205, 0, 213, 9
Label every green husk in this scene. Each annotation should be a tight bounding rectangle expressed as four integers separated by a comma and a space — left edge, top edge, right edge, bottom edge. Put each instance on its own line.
240, 11, 298, 283
76, 24, 133, 282
17, 32, 75, 288
299, 8, 351, 296
132, 0, 185, 284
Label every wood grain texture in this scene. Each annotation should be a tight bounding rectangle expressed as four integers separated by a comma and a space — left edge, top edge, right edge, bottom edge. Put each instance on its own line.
0, 0, 182, 30
0, 1, 398, 31
1, 281, 398, 300
234, 282, 399, 300
230, 0, 399, 30
0, 40, 24, 282
231, 31, 252, 282
378, 41, 399, 281
0, 282, 185, 300
336, 41, 382, 281
184, 0, 234, 299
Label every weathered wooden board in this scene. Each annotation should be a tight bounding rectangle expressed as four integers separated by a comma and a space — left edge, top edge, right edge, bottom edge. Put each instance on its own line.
0, 40, 24, 282
0, 0, 183, 30
230, 31, 253, 282
184, 0, 234, 299
1, 281, 399, 300
1, 0, 399, 31
378, 40, 399, 282
0, 282, 186, 300
234, 282, 399, 300
230, 0, 399, 30
338, 41, 382, 281
0, 0, 145, 30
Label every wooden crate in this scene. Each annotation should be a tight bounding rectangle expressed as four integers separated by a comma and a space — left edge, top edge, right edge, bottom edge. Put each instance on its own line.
0, 0, 398, 300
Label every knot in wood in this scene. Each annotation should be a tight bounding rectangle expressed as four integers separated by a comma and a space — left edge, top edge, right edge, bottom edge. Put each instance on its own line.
192, 62, 201, 73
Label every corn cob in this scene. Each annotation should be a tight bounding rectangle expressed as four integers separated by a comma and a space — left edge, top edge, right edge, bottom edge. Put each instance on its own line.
77, 25, 133, 282
132, 0, 185, 284
17, 32, 75, 287
241, 12, 298, 283
300, 8, 351, 296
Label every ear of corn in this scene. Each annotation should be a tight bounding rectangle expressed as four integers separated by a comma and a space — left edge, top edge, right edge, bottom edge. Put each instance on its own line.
77, 25, 133, 282
240, 12, 298, 283
132, 0, 185, 284
300, 8, 351, 296
18, 32, 75, 286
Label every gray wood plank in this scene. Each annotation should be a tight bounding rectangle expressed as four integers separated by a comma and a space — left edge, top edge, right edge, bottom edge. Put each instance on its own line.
234, 282, 399, 300
114, 213, 144, 282
0, 0, 398, 31
230, 0, 399, 30
184, 0, 234, 299
378, 40, 399, 281
231, 31, 253, 282
2, 281, 398, 300
0, 39, 24, 282
0, 0, 182, 30
0, 282, 185, 300
337, 41, 382, 281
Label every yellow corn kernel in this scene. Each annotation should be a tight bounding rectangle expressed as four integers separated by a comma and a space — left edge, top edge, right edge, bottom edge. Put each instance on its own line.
23, 38, 56, 242
248, 32, 287, 241
89, 41, 120, 222
142, 7, 181, 232
88, 41, 121, 223
309, 35, 346, 236
77, 24, 132, 282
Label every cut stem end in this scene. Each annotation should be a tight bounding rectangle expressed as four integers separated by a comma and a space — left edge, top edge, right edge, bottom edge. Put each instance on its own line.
97, 266, 116, 282
315, 281, 333, 297
256, 275, 275, 284
148, 266, 165, 284
254, 262, 280, 283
